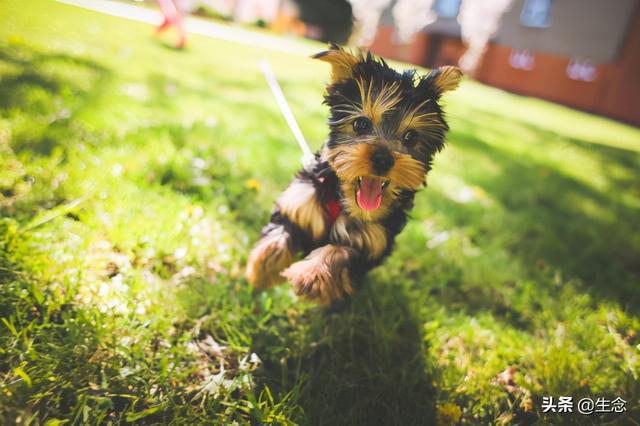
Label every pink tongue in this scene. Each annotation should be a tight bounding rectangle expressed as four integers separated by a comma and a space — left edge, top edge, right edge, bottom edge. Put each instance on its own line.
357, 177, 382, 211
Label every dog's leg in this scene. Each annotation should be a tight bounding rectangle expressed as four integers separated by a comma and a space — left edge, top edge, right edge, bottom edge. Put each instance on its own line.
246, 222, 296, 290
246, 179, 327, 290
282, 217, 387, 304
281, 244, 355, 304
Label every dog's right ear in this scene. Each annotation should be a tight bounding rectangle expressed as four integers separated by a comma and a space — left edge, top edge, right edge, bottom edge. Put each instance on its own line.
312, 43, 361, 84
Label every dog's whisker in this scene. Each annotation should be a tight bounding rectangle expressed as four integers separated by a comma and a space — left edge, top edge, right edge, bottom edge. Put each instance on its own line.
248, 44, 460, 304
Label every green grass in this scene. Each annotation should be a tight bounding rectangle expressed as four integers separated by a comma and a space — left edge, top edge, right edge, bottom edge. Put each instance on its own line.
1, 0, 639, 424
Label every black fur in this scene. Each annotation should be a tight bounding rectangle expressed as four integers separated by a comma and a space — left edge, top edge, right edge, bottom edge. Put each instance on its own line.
324, 52, 449, 171
283, 156, 416, 283
250, 46, 456, 303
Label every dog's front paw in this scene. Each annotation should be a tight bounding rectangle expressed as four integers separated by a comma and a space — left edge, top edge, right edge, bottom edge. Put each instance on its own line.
246, 226, 294, 290
281, 245, 353, 304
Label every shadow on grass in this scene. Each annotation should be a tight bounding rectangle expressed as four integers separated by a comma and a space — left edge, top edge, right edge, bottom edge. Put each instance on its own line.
253, 281, 436, 425
448, 108, 640, 311
0, 44, 112, 157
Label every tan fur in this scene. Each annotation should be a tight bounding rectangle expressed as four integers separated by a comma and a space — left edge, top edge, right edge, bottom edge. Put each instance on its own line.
432, 66, 463, 94
387, 153, 426, 190
327, 79, 403, 128
327, 143, 373, 182
327, 138, 425, 192
327, 144, 386, 220
330, 216, 387, 260
281, 245, 354, 304
355, 78, 403, 125
327, 143, 426, 221
249, 50, 460, 304
398, 105, 445, 133
246, 226, 294, 290
278, 181, 326, 241
314, 48, 363, 84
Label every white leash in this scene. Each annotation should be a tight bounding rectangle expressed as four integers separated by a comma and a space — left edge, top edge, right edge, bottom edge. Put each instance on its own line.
259, 60, 315, 167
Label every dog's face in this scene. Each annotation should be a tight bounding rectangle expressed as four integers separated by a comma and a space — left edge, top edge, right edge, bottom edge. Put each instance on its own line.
315, 45, 462, 221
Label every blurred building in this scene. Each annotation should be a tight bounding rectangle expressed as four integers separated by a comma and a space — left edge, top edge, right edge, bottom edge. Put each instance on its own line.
370, 0, 640, 126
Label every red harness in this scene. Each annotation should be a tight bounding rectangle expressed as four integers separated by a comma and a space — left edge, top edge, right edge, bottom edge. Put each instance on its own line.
318, 176, 342, 226
325, 198, 342, 226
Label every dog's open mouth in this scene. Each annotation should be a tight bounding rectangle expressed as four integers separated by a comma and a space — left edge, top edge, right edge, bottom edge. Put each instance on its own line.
355, 176, 390, 211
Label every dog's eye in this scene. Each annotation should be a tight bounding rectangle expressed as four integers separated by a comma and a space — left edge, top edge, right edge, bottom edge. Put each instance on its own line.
402, 129, 417, 146
353, 117, 372, 134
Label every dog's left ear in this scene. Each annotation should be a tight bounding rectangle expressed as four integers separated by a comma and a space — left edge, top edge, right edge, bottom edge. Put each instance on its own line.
427, 66, 463, 97
313, 44, 362, 84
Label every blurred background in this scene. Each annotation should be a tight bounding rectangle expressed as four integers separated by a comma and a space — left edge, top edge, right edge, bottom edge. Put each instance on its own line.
1, 0, 639, 425
149, 0, 640, 125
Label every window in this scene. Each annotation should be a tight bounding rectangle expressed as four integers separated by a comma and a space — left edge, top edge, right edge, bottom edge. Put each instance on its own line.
567, 59, 597, 82
509, 50, 535, 70
434, 0, 461, 19
520, 0, 552, 28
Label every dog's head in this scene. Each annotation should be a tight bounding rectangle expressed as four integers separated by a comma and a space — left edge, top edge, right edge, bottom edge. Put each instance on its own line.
314, 44, 461, 221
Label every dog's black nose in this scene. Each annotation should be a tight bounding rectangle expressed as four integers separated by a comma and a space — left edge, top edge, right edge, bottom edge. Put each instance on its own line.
371, 148, 395, 175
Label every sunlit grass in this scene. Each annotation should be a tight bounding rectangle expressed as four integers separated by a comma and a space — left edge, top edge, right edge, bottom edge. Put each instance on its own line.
1, 0, 639, 424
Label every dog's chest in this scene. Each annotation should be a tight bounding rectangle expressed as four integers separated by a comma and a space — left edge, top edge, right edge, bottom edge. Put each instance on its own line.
327, 215, 388, 260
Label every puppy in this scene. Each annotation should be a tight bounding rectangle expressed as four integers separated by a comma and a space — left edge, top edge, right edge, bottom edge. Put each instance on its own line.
246, 44, 462, 304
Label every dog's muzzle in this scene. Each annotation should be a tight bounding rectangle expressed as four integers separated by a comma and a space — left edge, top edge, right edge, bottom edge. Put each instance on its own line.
371, 147, 395, 175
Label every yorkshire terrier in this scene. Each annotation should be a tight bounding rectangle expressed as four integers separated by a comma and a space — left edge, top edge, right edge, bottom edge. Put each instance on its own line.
246, 44, 462, 304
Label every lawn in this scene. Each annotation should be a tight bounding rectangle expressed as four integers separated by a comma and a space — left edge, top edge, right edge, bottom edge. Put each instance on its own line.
1, 0, 639, 424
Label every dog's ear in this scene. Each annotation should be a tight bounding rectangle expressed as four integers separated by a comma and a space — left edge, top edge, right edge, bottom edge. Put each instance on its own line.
313, 44, 361, 84
427, 66, 463, 97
